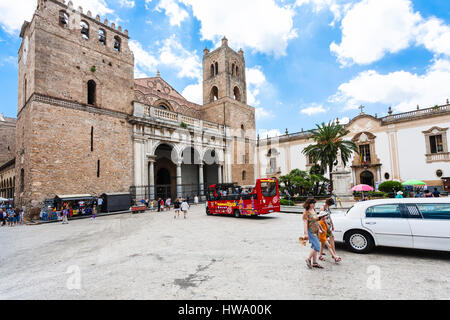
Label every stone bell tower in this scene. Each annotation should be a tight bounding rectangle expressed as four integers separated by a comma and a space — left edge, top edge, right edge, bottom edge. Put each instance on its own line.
16, 0, 134, 209
202, 37, 256, 185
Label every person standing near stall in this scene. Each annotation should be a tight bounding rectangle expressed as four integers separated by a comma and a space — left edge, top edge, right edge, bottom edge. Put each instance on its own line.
62, 206, 69, 225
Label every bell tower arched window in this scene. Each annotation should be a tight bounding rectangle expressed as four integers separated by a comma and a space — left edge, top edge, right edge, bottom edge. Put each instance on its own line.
234, 86, 241, 102
114, 36, 121, 52
210, 86, 219, 102
98, 29, 106, 45
80, 21, 89, 39
59, 11, 69, 28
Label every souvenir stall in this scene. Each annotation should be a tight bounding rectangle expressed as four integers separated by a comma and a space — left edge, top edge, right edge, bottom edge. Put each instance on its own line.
54, 195, 95, 218
100, 193, 132, 213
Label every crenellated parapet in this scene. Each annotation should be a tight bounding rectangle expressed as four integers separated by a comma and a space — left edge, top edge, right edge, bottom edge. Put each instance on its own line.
29, 0, 132, 59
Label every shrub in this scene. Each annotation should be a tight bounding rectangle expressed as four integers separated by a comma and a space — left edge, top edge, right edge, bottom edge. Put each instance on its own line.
280, 199, 295, 206
378, 181, 404, 194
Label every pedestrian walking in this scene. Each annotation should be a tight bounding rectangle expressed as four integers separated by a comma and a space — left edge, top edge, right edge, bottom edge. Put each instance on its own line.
62, 206, 69, 224
318, 212, 341, 263
319, 198, 337, 256
174, 198, 181, 219
157, 198, 162, 212
97, 197, 103, 213
302, 198, 324, 269
166, 198, 171, 211
181, 199, 190, 219
150, 200, 155, 211
92, 205, 97, 221
194, 195, 199, 205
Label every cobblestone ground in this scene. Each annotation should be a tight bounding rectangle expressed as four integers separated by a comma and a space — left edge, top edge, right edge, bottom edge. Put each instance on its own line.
1, 206, 449, 300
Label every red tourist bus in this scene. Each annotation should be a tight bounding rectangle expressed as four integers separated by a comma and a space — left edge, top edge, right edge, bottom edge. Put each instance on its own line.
206, 178, 280, 217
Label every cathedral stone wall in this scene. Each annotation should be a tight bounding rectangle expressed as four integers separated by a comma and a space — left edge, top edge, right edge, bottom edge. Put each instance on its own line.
0, 116, 16, 166
15, 0, 134, 209
16, 100, 133, 208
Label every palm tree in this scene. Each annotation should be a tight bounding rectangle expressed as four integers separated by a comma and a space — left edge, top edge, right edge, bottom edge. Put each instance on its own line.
302, 121, 358, 193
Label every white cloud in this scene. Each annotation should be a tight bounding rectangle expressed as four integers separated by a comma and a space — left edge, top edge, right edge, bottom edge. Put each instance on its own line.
130, 36, 201, 81
179, 0, 298, 56
300, 104, 328, 115
329, 0, 450, 66
181, 81, 203, 104
129, 40, 159, 78
0, 0, 114, 35
415, 17, 450, 57
118, 0, 135, 8
255, 107, 274, 120
331, 58, 450, 112
156, 0, 189, 26
258, 129, 282, 138
295, 0, 352, 26
246, 67, 267, 106
330, 0, 421, 66
158, 36, 202, 79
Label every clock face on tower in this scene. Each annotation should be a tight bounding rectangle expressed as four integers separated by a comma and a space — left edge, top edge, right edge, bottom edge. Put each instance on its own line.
23, 37, 29, 65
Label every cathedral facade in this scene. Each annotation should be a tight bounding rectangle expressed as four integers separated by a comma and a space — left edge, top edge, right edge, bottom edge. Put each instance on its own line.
9, 0, 256, 210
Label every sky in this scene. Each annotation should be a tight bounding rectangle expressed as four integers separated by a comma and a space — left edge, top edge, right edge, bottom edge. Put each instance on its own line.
0, 0, 450, 138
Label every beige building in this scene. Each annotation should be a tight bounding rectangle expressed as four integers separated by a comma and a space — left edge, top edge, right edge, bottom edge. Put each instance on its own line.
257, 104, 450, 195
1, 0, 256, 209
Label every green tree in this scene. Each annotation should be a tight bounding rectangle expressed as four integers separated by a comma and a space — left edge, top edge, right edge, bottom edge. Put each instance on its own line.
379, 181, 405, 196
279, 169, 328, 197
302, 122, 358, 193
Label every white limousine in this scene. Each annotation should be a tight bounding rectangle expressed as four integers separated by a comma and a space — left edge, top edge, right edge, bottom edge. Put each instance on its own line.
332, 198, 450, 253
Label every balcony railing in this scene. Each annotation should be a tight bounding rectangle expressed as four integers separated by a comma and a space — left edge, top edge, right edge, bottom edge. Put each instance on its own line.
381, 104, 450, 124
266, 167, 281, 175
142, 106, 222, 132
426, 152, 450, 163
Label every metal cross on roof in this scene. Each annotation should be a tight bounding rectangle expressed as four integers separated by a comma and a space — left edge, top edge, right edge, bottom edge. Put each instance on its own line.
359, 105, 365, 114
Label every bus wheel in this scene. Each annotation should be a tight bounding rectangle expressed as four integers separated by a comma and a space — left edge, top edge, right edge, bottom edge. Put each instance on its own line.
206, 207, 212, 216
234, 210, 241, 218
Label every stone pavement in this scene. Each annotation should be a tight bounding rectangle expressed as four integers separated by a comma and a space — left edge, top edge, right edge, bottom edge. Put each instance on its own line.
1, 205, 449, 300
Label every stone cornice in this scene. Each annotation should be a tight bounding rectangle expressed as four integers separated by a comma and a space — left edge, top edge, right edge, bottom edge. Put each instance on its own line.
17, 93, 130, 121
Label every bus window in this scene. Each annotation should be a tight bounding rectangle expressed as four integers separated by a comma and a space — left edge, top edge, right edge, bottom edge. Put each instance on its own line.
261, 181, 277, 197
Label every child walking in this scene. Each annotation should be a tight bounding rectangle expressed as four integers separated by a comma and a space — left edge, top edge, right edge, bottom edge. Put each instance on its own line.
318, 212, 341, 263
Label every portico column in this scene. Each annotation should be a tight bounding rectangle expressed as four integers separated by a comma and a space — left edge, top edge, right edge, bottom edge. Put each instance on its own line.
218, 163, 223, 184
199, 164, 204, 196
149, 157, 156, 200
176, 162, 183, 198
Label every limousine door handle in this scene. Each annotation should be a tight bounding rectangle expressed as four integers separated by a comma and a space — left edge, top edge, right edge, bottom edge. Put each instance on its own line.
365, 222, 377, 225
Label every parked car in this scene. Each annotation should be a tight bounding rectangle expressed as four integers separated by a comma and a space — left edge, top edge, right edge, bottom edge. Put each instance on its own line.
333, 198, 450, 253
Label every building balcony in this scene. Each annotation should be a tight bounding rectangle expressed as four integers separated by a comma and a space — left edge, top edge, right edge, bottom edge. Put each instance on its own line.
133, 103, 224, 133
426, 152, 450, 163
266, 167, 281, 175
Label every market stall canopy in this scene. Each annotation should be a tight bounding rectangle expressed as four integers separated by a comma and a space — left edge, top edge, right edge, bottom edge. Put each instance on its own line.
0, 197, 9, 202
351, 184, 375, 192
402, 180, 426, 186
54, 194, 94, 202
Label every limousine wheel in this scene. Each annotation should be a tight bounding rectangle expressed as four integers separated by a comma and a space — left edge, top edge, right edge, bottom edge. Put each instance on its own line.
345, 230, 374, 254
234, 209, 241, 218
206, 207, 212, 216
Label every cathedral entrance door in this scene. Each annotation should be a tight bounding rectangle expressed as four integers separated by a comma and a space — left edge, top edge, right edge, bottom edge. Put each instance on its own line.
360, 170, 375, 187
156, 168, 172, 200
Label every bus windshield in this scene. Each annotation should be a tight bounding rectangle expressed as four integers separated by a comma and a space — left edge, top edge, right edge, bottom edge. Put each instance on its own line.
260, 180, 277, 197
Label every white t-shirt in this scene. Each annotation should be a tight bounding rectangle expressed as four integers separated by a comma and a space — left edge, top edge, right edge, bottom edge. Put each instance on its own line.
181, 202, 189, 211
194, 196, 199, 204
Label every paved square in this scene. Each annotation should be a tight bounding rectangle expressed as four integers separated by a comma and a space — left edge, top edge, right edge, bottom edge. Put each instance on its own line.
1, 206, 449, 300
